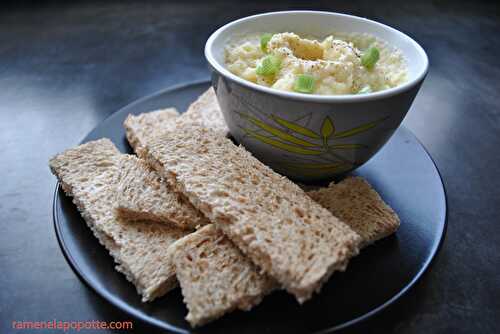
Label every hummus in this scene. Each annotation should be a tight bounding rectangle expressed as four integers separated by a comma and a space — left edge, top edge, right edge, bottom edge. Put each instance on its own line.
225, 32, 408, 95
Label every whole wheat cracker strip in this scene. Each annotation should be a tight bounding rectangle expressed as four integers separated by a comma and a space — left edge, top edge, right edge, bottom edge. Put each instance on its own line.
49, 138, 189, 301
167, 224, 277, 327
115, 155, 209, 230
124, 108, 180, 157
124, 88, 227, 158
143, 126, 362, 303
181, 87, 228, 137
308, 177, 400, 247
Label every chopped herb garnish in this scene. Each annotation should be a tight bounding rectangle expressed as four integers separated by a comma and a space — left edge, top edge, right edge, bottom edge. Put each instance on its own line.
260, 33, 273, 52
256, 55, 281, 76
294, 74, 315, 94
361, 47, 380, 69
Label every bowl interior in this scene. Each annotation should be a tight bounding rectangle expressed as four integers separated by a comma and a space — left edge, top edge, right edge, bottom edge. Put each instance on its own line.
207, 11, 427, 89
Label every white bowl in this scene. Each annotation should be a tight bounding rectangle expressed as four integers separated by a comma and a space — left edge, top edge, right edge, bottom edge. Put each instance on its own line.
205, 11, 429, 181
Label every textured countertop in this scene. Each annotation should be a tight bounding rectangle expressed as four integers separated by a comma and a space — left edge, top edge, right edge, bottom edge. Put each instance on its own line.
1, 1, 499, 333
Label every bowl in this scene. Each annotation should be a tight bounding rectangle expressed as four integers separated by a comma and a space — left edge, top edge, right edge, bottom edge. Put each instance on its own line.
205, 11, 428, 182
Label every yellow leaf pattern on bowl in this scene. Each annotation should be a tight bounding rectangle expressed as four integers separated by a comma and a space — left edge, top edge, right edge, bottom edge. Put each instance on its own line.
238, 112, 317, 147
320, 117, 335, 147
271, 114, 321, 139
237, 109, 388, 177
242, 128, 324, 155
333, 116, 388, 138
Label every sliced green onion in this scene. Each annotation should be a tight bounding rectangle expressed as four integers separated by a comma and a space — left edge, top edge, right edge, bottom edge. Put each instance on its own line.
294, 74, 315, 94
256, 55, 281, 76
260, 33, 273, 52
357, 86, 372, 94
361, 47, 380, 69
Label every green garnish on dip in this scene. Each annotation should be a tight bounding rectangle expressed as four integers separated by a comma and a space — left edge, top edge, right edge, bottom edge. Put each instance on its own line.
256, 55, 281, 76
294, 74, 315, 94
357, 85, 372, 94
260, 33, 273, 52
361, 47, 380, 69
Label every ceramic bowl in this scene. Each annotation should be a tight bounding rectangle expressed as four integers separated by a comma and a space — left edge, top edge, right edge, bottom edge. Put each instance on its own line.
205, 11, 428, 181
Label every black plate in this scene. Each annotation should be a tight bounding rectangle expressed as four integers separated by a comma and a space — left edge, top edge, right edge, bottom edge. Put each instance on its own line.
53, 81, 447, 333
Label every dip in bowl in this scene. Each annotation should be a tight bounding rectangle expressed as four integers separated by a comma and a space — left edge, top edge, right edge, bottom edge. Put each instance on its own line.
225, 32, 408, 95
205, 11, 428, 182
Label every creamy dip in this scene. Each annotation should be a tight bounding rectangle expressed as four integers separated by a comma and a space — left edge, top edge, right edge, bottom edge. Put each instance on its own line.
225, 32, 408, 95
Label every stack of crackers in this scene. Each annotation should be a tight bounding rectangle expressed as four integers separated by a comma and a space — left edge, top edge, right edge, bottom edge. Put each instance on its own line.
49, 88, 400, 327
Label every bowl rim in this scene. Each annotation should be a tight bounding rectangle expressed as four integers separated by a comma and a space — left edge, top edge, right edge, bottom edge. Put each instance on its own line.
205, 10, 429, 104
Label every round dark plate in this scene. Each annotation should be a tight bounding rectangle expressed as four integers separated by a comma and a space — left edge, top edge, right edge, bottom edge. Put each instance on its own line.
53, 81, 447, 334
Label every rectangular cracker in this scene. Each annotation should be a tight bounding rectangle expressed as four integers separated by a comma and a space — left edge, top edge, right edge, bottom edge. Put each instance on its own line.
124, 88, 228, 158
307, 177, 400, 247
181, 87, 228, 137
49, 138, 189, 301
168, 225, 277, 327
115, 155, 209, 230
124, 108, 180, 157
143, 126, 362, 303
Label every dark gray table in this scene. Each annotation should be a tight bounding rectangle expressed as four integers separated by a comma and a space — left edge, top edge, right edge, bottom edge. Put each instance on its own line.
1, 1, 499, 333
